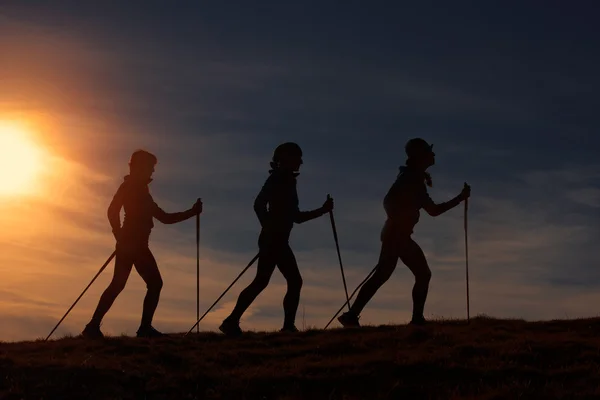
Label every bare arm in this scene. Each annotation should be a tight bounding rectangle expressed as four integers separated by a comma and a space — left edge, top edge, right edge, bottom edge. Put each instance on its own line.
423, 183, 470, 217
153, 198, 201, 224
294, 208, 326, 224
294, 196, 333, 224
422, 193, 463, 217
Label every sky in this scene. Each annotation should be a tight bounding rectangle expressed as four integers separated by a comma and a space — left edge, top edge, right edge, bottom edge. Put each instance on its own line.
0, 1, 599, 342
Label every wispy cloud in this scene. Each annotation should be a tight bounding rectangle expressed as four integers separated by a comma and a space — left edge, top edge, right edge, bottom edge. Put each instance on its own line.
3, 136, 598, 341
0, 4, 599, 343
566, 188, 600, 208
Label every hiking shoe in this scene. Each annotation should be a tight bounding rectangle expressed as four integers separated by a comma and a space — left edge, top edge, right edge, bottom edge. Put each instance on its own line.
338, 312, 361, 328
136, 325, 165, 338
81, 323, 104, 339
219, 318, 242, 337
280, 325, 300, 333
409, 316, 428, 326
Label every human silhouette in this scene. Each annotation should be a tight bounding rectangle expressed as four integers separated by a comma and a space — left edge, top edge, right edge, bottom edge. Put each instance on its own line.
219, 142, 334, 336
337, 138, 470, 327
82, 150, 202, 339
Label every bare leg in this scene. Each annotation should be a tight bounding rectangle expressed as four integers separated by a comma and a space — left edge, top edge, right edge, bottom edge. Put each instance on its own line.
89, 250, 134, 326
276, 244, 302, 328
227, 249, 277, 322
399, 238, 431, 321
134, 248, 163, 328
349, 236, 399, 316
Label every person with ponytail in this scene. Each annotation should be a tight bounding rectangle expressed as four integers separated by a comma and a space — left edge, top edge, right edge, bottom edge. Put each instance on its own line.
220, 142, 334, 335
337, 138, 470, 327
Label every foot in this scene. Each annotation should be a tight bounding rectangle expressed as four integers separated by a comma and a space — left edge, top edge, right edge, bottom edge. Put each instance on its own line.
280, 324, 299, 333
219, 317, 242, 337
409, 316, 428, 326
136, 325, 165, 338
81, 323, 104, 339
338, 311, 361, 328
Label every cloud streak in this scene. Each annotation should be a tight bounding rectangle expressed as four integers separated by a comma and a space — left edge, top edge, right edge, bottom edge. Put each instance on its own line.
0, 3, 599, 342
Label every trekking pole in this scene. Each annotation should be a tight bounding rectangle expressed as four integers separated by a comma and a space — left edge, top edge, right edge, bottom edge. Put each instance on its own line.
327, 194, 350, 312
196, 211, 200, 334
185, 252, 260, 336
45, 251, 116, 341
464, 183, 470, 324
324, 265, 378, 329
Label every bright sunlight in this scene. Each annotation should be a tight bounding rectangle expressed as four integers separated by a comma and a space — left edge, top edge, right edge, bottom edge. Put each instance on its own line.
0, 121, 44, 196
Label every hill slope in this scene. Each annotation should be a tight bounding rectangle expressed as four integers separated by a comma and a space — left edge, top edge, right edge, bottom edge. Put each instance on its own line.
2, 317, 600, 399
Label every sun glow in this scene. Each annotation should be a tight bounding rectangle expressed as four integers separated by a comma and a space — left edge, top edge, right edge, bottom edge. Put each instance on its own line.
0, 122, 44, 197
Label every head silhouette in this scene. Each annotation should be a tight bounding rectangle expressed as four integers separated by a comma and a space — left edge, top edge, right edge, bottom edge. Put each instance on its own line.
129, 149, 157, 180
270, 142, 303, 172
405, 138, 435, 170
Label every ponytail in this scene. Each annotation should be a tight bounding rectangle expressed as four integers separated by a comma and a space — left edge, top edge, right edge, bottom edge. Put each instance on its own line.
269, 155, 279, 173
424, 172, 433, 187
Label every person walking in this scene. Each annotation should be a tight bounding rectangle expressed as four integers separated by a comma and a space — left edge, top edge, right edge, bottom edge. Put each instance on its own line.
82, 149, 202, 338
219, 142, 333, 336
337, 138, 470, 327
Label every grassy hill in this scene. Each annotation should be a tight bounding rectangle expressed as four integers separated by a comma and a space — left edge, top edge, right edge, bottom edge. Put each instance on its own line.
2, 316, 600, 399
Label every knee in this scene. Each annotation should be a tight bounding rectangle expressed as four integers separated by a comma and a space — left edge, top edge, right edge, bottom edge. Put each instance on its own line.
373, 265, 394, 285
251, 275, 271, 291
376, 272, 393, 286
147, 276, 163, 293
288, 274, 303, 292
107, 279, 127, 295
416, 268, 432, 284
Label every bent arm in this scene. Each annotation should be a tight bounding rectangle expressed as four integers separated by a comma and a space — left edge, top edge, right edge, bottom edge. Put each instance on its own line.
153, 202, 196, 224
294, 208, 326, 224
422, 193, 463, 217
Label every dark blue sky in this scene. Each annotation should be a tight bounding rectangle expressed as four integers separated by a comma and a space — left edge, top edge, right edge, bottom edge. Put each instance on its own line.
5, 2, 598, 161
1, 1, 599, 339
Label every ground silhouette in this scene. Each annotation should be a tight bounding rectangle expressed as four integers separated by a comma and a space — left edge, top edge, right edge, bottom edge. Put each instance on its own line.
2, 316, 600, 399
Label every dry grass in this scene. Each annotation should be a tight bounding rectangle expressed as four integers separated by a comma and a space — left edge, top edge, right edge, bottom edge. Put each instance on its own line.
2, 316, 600, 399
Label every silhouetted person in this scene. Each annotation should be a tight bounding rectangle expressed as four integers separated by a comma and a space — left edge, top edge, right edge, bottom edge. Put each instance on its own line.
82, 150, 202, 339
338, 138, 470, 327
219, 142, 334, 336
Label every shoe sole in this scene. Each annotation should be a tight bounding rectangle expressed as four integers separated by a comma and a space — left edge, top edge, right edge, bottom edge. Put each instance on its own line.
81, 330, 104, 339
337, 317, 360, 328
219, 326, 242, 337
81, 334, 104, 339
136, 333, 167, 338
